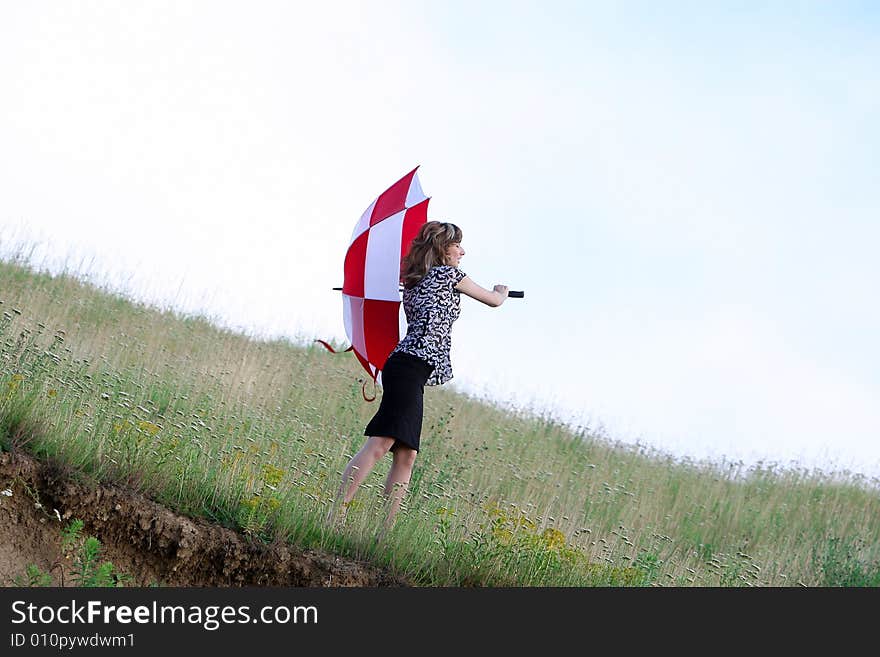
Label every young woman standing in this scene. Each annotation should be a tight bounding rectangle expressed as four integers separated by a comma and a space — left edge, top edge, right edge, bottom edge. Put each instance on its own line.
328, 221, 508, 537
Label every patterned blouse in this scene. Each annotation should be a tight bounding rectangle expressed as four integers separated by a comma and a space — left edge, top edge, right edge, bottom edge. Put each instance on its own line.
392, 265, 467, 386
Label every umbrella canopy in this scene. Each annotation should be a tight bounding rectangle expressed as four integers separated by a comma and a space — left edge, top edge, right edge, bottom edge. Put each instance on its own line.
340, 166, 429, 389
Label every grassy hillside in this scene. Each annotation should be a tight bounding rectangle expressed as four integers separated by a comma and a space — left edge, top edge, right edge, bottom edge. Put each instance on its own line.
1, 252, 879, 586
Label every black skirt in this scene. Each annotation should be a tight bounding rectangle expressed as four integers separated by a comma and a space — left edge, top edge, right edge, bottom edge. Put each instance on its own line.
364, 351, 435, 452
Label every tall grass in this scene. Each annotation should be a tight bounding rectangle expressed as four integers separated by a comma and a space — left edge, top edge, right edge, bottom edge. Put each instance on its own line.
1, 250, 879, 586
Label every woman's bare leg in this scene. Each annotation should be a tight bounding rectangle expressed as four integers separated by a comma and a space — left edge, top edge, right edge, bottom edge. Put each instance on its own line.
327, 436, 395, 525
378, 446, 417, 539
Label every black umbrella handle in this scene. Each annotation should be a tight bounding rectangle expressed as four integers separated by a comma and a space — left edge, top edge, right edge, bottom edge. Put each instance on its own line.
332, 287, 524, 298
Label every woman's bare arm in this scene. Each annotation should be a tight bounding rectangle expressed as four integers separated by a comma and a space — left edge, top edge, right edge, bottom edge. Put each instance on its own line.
455, 276, 509, 307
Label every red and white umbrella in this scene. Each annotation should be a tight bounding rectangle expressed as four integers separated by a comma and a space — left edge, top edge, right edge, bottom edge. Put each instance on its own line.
320, 167, 429, 398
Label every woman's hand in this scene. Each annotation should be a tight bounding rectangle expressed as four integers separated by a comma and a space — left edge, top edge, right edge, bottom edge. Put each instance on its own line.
493, 285, 509, 305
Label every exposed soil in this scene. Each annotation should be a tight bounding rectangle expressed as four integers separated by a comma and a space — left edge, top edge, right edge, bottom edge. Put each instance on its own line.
0, 450, 409, 587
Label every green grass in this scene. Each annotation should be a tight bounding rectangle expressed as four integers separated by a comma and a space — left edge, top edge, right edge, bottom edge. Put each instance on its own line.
14, 519, 131, 587
1, 248, 879, 586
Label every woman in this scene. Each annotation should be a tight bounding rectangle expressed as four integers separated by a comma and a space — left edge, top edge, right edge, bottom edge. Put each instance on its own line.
328, 221, 508, 537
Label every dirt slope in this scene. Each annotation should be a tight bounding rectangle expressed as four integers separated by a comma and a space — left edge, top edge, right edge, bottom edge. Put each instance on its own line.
0, 451, 409, 587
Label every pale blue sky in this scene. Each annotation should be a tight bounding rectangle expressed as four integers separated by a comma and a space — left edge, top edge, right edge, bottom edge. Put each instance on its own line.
1, 1, 878, 477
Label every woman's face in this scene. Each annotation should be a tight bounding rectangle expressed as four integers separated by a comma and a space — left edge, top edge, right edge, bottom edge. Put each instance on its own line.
444, 242, 465, 267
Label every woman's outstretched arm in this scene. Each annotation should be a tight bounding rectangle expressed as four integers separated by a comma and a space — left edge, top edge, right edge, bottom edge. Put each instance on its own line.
455, 276, 509, 307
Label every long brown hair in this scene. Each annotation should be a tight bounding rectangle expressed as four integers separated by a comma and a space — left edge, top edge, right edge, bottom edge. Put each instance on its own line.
400, 221, 463, 289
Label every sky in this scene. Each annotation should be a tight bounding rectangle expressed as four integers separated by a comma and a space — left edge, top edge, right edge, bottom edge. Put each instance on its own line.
2, 1, 879, 479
